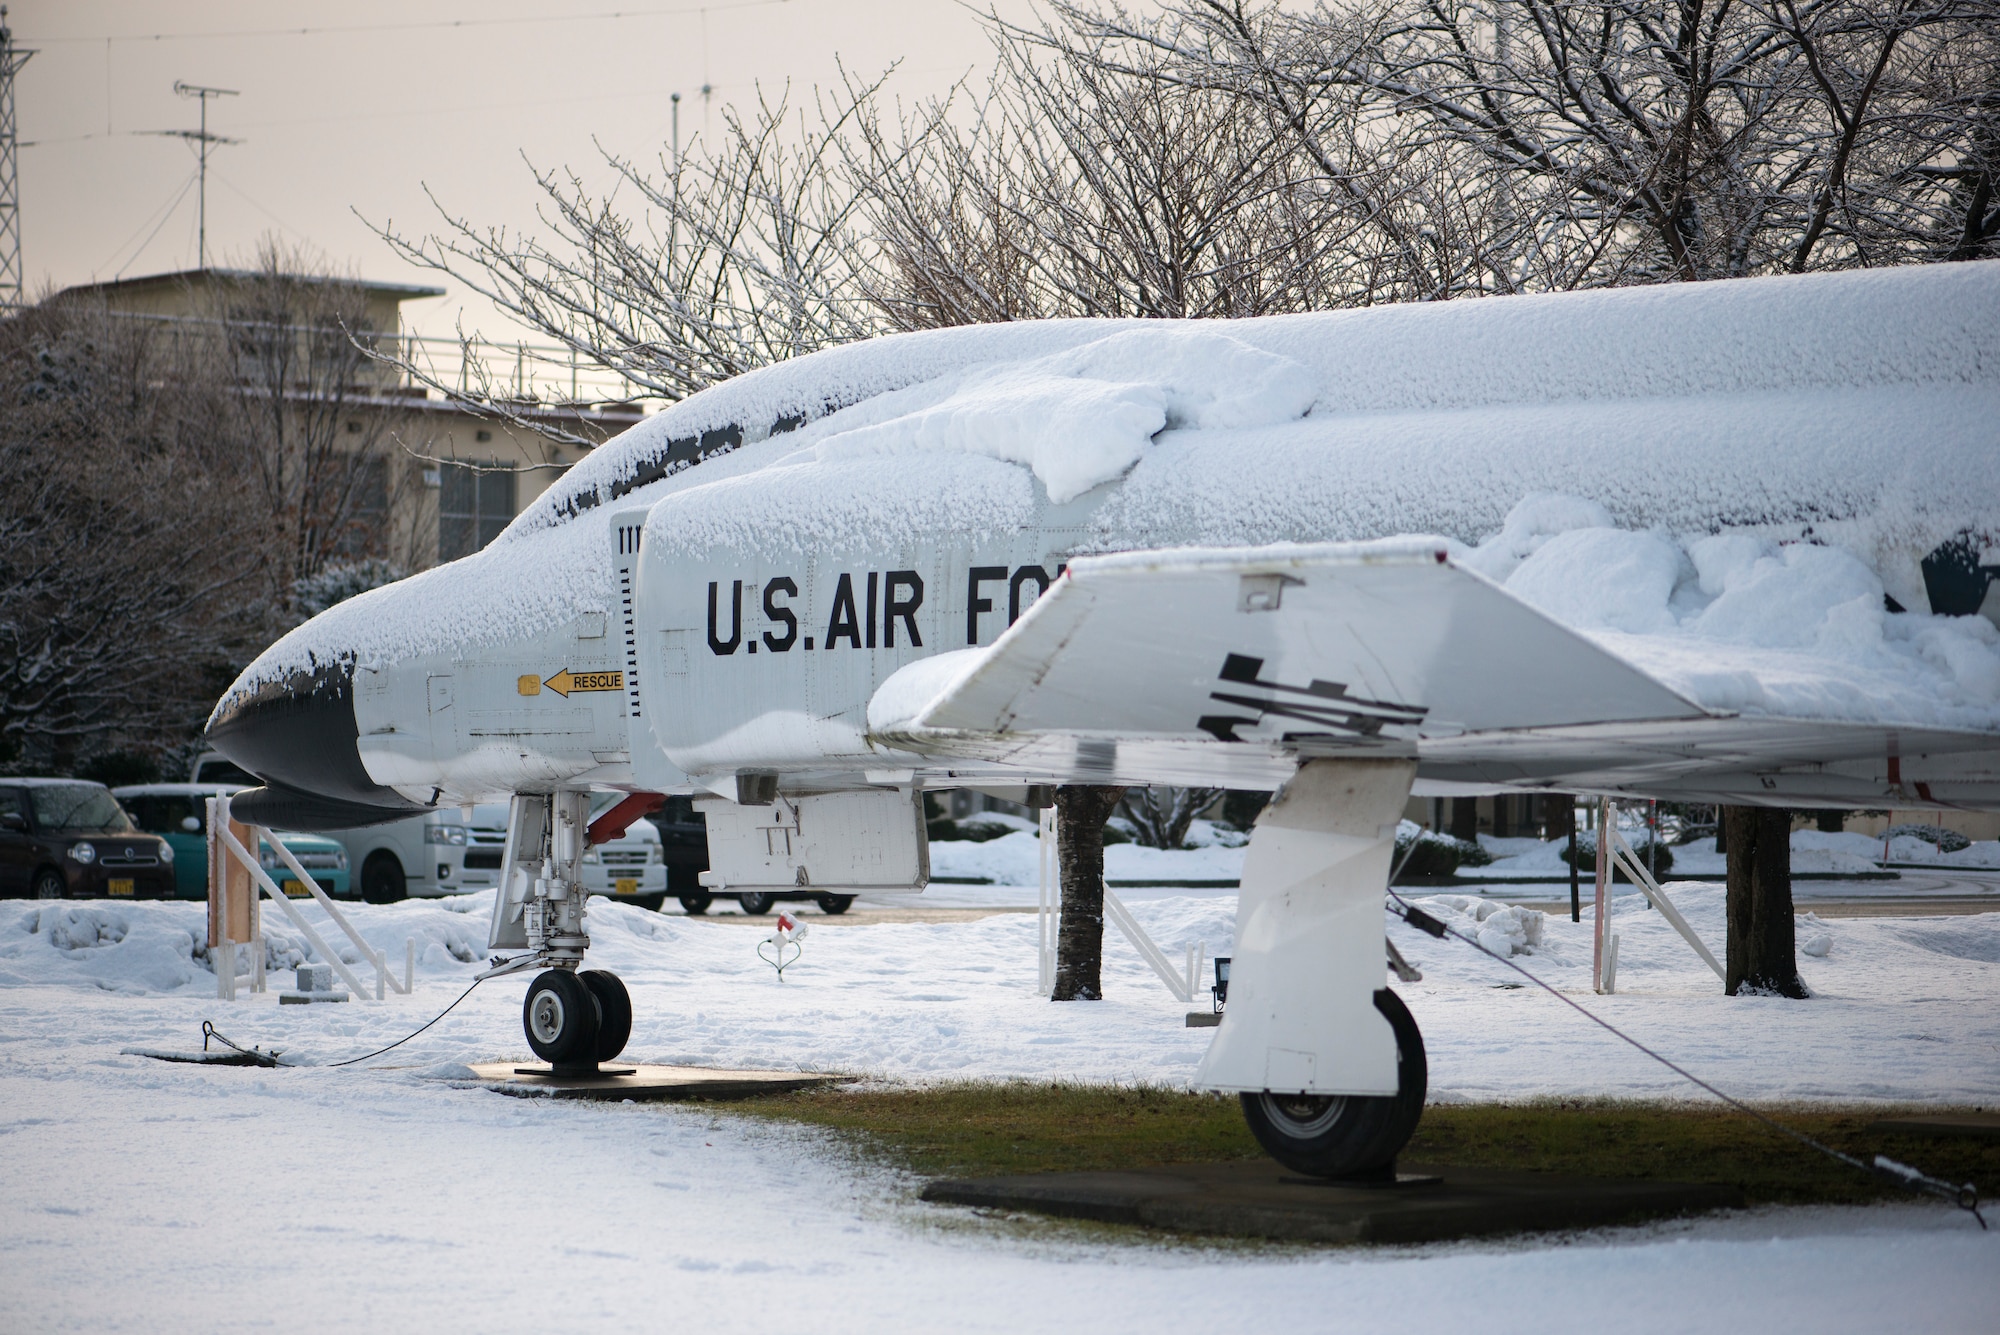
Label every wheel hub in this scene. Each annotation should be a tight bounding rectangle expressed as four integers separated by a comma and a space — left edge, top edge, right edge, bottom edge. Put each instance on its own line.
527, 990, 566, 1044
1262, 1091, 1348, 1136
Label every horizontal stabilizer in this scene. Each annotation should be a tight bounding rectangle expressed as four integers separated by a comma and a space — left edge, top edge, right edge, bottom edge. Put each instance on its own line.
873, 541, 1707, 758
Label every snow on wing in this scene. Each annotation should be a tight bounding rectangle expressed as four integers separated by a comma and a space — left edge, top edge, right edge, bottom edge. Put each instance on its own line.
871, 540, 1707, 750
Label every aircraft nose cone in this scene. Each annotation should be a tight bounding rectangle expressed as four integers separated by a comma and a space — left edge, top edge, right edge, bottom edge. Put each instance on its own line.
206, 661, 426, 828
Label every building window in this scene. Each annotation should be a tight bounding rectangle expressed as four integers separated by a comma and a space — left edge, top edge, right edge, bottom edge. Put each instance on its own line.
439, 462, 515, 561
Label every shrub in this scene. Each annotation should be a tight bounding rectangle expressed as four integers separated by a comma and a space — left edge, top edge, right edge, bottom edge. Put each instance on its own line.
1561, 832, 1674, 881
1883, 823, 1970, 853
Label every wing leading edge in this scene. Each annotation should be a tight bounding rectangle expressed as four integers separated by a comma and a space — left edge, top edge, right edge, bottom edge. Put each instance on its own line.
867, 541, 2000, 808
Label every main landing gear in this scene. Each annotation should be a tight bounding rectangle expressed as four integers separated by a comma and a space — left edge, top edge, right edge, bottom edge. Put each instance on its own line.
1195, 758, 1431, 1180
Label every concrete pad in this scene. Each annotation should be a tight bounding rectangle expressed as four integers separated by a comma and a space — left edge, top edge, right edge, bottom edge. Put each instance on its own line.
1870, 1112, 2000, 1141
921, 1160, 1742, 1244
468, 1062, 846, 1103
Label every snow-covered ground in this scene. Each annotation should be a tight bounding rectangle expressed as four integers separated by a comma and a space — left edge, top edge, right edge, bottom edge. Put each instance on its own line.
1, 883, 1995, 1331
933, 824, 2000, 886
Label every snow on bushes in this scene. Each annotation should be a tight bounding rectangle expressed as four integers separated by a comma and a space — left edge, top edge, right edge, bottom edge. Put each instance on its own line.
1405, 894, 1550, 959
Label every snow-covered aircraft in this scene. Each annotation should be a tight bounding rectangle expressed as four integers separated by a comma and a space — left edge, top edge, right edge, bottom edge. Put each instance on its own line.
208, 262, 2000, 1176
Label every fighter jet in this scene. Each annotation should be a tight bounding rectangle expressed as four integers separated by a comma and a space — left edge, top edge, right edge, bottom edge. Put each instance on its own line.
207, 261, 2000, 1176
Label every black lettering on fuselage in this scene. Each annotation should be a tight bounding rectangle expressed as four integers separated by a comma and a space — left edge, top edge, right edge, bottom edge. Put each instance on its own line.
967, 566, 1007, 645
866, 572, 879, 650
1009, 565, 1051, 625
707, 580, 742, 655
762, 577, 799, 652
825, 573, 863, 649
885, 570, 924, 647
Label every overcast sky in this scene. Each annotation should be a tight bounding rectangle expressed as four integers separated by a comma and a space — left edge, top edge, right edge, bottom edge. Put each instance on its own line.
15, 1, 1039, 340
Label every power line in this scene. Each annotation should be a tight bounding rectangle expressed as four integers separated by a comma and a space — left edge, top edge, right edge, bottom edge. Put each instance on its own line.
19, 0, 792, 47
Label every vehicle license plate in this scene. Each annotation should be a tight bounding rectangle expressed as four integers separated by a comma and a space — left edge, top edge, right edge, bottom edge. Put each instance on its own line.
108, 878, 134, 897
615, 878, 638, 896
281, 879, 311, 898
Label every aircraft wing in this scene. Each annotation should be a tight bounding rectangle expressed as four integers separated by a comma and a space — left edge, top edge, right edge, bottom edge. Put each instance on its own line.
868, 541, 2000, 806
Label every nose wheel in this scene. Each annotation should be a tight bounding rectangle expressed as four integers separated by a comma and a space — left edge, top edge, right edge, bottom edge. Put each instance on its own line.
523, 968, 632, 1070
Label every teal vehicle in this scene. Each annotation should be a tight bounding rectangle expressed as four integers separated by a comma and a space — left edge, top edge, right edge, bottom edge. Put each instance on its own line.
113, 784, 351, 900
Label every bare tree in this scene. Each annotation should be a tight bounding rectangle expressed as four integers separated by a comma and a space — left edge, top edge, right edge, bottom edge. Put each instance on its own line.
191, 243, 419, 610
1722, 805, 1807, 996
1096, 0, 2000, 288
855, 15, 1398, 326
369, 75, 912, 438
0, 300, 270, 773
1118, 786, 1224, 849
1053, 784, 1127, 1000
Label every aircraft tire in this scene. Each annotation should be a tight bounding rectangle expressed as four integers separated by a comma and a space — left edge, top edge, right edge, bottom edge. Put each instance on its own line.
678, 894, 713, 915
579, 970, 632, 1063
523, 969, 599, 1066
737, 891, 775, 915
360, 853, 407, 905
816, 895, 854, 915
1238, 989, 1427, 1179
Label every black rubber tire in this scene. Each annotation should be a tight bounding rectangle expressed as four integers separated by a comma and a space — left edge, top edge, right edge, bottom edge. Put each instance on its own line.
33, 868, 65, 900
522, 969, 599, 1066
579, 969, 632, 1063
736, 891, 775, 915
1238, 989, 1428, 1180
360, 853, 407, 905
621, 892, 667, 912
816, 894, 855, 915
678, 893, 713, 915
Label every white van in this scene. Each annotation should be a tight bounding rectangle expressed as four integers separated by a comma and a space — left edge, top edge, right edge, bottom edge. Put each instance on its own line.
189, 753, 664, 907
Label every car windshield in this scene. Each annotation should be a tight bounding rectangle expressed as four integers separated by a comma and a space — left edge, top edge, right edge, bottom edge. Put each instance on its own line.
123, 793, 204, 835
32, 784, 135, 835
196, 758, 256, 786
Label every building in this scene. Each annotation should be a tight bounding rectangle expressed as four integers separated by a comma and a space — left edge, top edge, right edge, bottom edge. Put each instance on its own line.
54, 267, 646, 572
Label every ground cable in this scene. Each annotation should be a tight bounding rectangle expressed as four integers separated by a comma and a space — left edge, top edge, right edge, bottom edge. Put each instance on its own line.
326, 975, 489, 1068
1384, 886, 1986, 1229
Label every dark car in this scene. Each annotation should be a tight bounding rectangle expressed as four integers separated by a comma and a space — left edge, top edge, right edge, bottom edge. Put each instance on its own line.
0, 779, 177, 900
648, 796, 712, 911
649, 797, 853, 917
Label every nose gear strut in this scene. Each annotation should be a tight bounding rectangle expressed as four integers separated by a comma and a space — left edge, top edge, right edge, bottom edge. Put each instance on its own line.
482, 791, 634, 1072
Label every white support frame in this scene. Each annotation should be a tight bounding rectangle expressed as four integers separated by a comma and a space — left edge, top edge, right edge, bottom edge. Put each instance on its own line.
1604, 820, 1725, 982
1033, 805, 1204, 1004
211, 791, 413, 1001
1102, 886, 1200, 1005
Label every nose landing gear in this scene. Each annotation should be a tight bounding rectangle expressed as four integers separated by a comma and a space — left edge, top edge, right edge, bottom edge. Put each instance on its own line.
488, 793, 639, 1074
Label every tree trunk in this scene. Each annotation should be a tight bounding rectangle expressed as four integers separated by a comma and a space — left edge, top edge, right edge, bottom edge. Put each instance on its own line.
1449, 797, 1479, 843
1052, 784, 1125, 1001
1723, 806, 1807, 998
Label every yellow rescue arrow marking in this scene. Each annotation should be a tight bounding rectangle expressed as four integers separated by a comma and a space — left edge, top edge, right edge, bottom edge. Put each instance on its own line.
542, 667, 623, 698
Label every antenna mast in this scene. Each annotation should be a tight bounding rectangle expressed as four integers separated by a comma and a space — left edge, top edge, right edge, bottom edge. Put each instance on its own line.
164, 81, 239, 268
0, 6, 35, 310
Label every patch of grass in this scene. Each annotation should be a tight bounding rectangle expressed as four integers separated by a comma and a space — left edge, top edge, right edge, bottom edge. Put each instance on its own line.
726, 1081, 1263, 1179
723, 1084, 1999, 1208
1407, 1101, 1998, 1207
